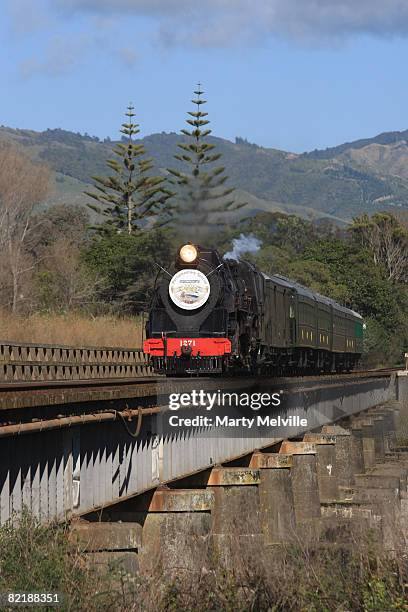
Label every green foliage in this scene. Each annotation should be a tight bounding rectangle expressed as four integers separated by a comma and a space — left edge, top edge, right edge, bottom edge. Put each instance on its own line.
85, 105, 173, 234
288, 259, 349, 304
83, 229, 173, 312
0, 510, 96, 610
301, 238, 403, 333
275, 215, 320, 254
246, 244, 292, 276
0, 510, 142, 611
363, 577, 408, 611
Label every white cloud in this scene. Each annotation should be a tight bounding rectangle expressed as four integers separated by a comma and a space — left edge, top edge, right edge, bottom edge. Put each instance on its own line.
56, 0, 408, 45
267, 0, 408, 41
15, 0, 408, 80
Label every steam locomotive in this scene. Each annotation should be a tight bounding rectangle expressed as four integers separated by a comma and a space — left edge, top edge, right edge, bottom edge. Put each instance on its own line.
143, 243, 364, 376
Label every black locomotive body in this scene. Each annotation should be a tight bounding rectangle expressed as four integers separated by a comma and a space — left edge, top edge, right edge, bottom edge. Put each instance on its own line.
143, 244, 363, 375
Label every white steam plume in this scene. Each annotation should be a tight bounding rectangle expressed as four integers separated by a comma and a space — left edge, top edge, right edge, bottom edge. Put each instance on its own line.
224, 233, 262, 261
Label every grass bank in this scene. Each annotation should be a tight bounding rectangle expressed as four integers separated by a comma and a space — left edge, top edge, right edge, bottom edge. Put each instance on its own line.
0, 311, 144, 348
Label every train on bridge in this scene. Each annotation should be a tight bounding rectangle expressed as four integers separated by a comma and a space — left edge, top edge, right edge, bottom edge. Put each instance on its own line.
143, 243, 364, 376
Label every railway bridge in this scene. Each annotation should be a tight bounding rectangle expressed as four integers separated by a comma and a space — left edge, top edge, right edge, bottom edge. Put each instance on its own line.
0, 340, 406, 527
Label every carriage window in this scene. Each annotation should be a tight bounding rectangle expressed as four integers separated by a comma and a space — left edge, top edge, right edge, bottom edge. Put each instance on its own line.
289, 305, 295, 318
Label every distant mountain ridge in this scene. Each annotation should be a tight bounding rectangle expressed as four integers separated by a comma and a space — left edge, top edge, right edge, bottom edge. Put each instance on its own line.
2, 125, 408, 223
305, 128, 408, 159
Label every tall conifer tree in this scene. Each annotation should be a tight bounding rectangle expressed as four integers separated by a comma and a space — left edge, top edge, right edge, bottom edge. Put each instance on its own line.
86, 105, 173, 234
167, 85, 242, 239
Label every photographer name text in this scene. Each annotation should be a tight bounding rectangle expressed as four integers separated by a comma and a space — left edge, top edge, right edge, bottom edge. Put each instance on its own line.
168, 415, 308, 429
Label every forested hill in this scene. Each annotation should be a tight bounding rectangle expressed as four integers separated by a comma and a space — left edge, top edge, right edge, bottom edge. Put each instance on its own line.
305, 128, 408, 160
2, 125, 408, 222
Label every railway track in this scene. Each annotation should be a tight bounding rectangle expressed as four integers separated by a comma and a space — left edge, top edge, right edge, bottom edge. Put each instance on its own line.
0, 365, 398, 390
0, 365, 398, 406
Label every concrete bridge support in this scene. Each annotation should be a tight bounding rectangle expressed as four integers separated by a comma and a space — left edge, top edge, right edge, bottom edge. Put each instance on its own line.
278, 442, 321, 540
70, 522, 141, 576
372, 405, 399, 454
134, 489, 213, 576
354, 417, 376, 470
321, 425, 357, 488
372, 415, 386, 459
250, 453, 296, 544
302, 434, 339, 502
207, 467, 264, 569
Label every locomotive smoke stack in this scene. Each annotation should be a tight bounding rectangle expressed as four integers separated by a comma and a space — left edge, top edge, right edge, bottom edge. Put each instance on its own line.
224, 233, 262, 261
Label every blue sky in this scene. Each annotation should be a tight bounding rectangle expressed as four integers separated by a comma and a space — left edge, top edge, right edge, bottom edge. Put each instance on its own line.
2, 0, 408, 152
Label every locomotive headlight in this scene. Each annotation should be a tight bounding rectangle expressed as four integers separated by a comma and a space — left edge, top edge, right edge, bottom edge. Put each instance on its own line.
179, 244, 198, 263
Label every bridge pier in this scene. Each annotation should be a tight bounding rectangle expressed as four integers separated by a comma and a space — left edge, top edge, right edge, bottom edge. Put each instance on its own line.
207, 467, 263, 569
321, 425, 357, 487
278, 442, 321, 537
358, 418, 377, 469
350, 421, 365, 473
70, 521, 141, 576
353, 474, 404, 552
372, 404, 399, 453
396, 373, 408, 440
302, 434, 339, 502
250, 453, 296, 544
372, 415, 386, 459
136, 489, 213, 576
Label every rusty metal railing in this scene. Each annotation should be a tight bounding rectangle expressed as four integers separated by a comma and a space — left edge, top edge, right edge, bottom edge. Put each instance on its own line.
0, 340, 153, 382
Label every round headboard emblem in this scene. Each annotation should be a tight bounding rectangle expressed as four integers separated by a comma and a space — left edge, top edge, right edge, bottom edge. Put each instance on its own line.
169, 269, 210, 310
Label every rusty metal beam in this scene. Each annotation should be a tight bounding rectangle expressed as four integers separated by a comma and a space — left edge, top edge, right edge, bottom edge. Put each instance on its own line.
0, 406, 161, 437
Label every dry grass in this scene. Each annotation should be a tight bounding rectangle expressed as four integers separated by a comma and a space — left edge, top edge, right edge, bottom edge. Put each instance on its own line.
0, 311, 144, 348
1, 512, 407, 612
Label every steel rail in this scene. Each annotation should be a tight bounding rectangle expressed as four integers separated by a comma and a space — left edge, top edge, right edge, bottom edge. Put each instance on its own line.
0, 376, 161, 392
0, 367, 398, 392
0, 368, 398, 414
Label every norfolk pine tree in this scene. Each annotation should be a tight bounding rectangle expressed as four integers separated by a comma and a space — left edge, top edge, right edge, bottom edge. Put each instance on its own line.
167, 85, 243, 240
86, 105, 173, 234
